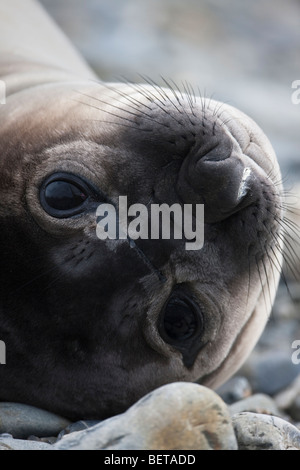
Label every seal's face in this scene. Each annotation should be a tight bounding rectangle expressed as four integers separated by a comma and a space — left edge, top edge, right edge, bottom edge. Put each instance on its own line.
0, 82, 283, 419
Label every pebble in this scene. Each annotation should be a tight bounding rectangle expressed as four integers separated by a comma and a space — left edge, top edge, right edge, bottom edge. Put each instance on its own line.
288, 396, 300, 422
1, 382, 300, 450
53, 382, 238, 450
57, 420, 100, 439
239, 350, 300, 396
0, 402, 71, 439
0, 436, 52, 450
275, 374, 300, 410
232, 412, 300, 450
228, 393, 281, 417
216, 376, 252, 404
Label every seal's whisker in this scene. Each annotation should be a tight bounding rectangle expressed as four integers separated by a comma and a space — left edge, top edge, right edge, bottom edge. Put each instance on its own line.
260, 247, 273, 308
181, 80, 196, 115
41, 264, 77, 293
255, 256, 268, 312
189, 82, 197, 106
145, 75, 179, 106
103, 77, 157, 107
84, 118, 152, 132
281, 203, 300, 216
159, 76, 192, 119
206, 92, 217, 113
282, 227, 300, 251
280, 231, 300, 259
281, 216, 300, 243
124, 80, 190, 129
139, 84, 191, 128
266, 240, 292, 303
73, 99, 139, 127
200, 88, 210, 120
92, 80, 154, 112
8, 264, 62, 295
93, 90, 155, 118
218, 116, 235, 129
137, 74, 169, 104
212, 101, 226, 118
160, 76, 182, 105
281, 187, 295, 200
277, 231, 300, 278
278, 242, 300, 281
197, 87, 206, 115
158, 78, 199, 126
267, 212, 300, 279
138, 76, 201, 129
267, 244, 283, 278
271, 239, 294, 282
130, 77, 167, 107
73, 98, 172, 132
269, 172, 288, 188
91, 92, 165, 127
74, 91, 169, 129
245, 245, 253, 311
274, 244, 297, 297
265, 243, 277, 291
169, 78, 185, 102
280, 192, 300, 203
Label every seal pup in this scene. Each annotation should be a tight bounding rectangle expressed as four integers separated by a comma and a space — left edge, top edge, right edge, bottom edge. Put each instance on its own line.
0, 0, 287, 420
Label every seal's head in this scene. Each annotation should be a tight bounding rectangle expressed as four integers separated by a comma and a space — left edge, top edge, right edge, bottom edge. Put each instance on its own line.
0, 80, 284, 419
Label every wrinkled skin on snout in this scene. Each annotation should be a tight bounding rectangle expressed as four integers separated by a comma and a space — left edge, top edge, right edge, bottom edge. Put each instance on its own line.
0, 81, 283, 420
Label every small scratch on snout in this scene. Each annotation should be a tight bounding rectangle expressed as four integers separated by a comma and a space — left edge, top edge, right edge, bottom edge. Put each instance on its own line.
237, 167, 252, 201
128, 238, 167, 283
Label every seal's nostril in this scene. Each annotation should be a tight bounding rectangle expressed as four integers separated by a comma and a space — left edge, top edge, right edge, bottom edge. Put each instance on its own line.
177, 135, 257, 223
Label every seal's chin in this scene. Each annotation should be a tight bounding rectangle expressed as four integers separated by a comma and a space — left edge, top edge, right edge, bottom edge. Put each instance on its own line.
0, 81, 284, 419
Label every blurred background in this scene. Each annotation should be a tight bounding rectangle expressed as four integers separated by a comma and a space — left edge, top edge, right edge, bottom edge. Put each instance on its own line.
40, 0, 300, 414
40, 0, 300, 183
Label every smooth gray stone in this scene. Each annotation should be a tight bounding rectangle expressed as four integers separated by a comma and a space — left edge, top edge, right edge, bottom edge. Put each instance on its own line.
0, 402, 71, 439
288, 395, 300, 422
53, 382, 238, 450
232, 412, 300, 450
240, 350, 300, 396
275, 374, 300, 410
0, 436, 52, 450
229, 393, 281, 417
216, 376, 252, 404
57, 420, 100, 439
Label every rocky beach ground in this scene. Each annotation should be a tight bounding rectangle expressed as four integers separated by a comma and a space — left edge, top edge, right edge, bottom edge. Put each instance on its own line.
0, 0, 299, 451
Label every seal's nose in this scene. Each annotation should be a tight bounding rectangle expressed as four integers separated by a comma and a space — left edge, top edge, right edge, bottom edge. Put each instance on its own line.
176, 129, 256, 223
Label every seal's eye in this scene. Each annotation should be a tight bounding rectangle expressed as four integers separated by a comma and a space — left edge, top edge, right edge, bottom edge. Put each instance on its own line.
158, 294, 204, 368
44, 181, 87, 211
163, 298, 197, 341
40, 173, 95, 218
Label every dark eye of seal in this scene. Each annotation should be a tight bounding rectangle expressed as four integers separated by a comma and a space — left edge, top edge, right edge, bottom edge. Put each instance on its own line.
45, 181, 87, 210
164, 298, 197, 341
158, 294, 204, 368
40, 173, 95, 218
